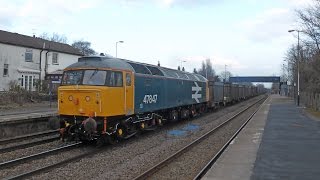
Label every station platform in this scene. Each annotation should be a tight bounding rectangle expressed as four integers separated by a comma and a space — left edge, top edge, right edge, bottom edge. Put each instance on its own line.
202, 94, 320, 180
0, 102, 57, 123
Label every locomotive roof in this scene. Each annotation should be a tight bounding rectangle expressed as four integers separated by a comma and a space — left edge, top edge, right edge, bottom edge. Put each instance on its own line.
66, 56, 207, 82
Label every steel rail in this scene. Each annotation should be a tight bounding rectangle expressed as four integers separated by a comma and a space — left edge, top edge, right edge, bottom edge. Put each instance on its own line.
0, 142, 82, 170
7, 147, 105, 180
0, 136, 60, 154
133, 95, 267, 180
0, 130, 59, 145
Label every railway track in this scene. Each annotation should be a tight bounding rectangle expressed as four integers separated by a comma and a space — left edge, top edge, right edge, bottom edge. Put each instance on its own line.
133, 95, 268, 180
0, 130, 60, 154
0, 142, 84, 179
0, 130, 59, 145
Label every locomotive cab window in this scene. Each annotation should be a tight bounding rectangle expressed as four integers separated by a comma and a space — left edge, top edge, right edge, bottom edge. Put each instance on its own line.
107, 71, 123, 87
126, 73, 131, 86
61, 70, 83, 85
83, 70, 107, 86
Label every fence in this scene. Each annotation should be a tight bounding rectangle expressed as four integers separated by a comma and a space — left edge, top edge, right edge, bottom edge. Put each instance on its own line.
301, 92, 320, 111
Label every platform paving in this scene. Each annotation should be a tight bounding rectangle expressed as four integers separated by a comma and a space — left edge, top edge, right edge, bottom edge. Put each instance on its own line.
202, 94, 320, 180
0, 102, 57, 122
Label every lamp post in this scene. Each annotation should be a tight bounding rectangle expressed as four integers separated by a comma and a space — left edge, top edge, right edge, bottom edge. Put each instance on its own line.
180, 60, 186, 70
115, 41, 124, 58
224, 64, 227, 82
288, 29, 301, 106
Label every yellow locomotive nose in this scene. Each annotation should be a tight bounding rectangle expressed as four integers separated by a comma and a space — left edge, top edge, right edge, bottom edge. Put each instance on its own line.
59, 86, 102, 117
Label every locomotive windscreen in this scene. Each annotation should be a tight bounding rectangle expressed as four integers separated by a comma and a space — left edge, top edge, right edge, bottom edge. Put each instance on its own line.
61, 70, 123, 87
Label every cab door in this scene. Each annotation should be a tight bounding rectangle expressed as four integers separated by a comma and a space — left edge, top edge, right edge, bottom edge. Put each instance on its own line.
125, 72, 134, 115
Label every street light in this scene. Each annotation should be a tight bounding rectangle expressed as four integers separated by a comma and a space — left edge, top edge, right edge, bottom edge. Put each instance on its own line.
224, 64, 227, 82
288, 29, 301, 106
180, 60, 186, 70
115, 41, 124, 58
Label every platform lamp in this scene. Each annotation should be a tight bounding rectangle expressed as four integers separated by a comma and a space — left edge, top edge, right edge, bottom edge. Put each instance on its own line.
288, 29, 301, 106
115, 41, 124, 58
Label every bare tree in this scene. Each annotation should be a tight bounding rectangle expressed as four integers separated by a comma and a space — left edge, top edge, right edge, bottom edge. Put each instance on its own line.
198, 58, 215, 80
284, 0, 320, 93
72, 40, 96, 56
296, 1, 320, 53
219, 71, 232, 82
39, 32, 68, 44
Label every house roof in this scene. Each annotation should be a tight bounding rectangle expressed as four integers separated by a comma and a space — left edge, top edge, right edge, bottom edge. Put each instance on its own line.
0, 30, 83, 56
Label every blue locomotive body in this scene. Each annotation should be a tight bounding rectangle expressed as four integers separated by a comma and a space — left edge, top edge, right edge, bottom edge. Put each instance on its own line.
134, 74, 207, 114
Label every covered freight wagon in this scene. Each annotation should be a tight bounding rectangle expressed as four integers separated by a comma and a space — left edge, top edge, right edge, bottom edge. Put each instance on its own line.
208, 81, 224, 108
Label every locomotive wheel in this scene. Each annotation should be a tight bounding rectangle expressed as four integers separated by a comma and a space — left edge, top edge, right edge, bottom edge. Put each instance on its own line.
116, 126, 126, 139
107, 135, 117, 145
96, 136, 106, 147
156, 118, 163, 126
140, 122, 145, 129
170, 110, 178, 121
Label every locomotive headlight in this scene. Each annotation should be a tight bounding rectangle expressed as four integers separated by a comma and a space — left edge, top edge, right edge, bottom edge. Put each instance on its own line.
68, 95, 73, 101
85, 96, 90, 102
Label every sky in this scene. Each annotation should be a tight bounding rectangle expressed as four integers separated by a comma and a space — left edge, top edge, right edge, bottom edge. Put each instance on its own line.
0, 0, 314, 78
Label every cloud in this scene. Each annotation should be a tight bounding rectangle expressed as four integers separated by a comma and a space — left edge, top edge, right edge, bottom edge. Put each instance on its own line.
282, 0, 314, 7
118, 0, 215, 8
157, 0, 214, 7
0, 0, 100, 34
238, 8, 295, 42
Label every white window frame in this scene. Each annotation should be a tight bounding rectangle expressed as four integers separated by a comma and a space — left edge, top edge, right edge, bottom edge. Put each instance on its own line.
52, 52, 59, 65
25, 49, 33, 62
3, 63, 8, 76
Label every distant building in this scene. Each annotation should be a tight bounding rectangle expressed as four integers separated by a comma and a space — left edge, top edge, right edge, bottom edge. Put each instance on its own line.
0, 30, 83, 91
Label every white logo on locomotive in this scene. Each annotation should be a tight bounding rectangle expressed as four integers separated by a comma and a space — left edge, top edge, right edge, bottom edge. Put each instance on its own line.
192, 82, 202, 103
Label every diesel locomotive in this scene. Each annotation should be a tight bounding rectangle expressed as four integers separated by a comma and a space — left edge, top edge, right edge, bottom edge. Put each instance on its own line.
58, 56, 260, 145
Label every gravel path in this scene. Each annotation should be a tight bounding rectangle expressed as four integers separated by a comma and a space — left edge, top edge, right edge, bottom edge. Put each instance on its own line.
26, 96, 262, 180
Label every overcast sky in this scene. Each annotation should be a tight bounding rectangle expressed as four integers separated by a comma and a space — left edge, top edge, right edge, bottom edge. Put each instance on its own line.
0, 0, 314, 77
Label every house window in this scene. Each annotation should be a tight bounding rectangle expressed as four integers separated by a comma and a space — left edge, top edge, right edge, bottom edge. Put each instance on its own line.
25, 49, 33, 62
3, 64, 8, 76
29, 76, 32, 91
24, 76, 28, 90
52, 53, 59, 65
21, 75, 24, 87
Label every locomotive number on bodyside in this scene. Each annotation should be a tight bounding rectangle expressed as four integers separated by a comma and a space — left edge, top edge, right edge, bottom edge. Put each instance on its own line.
143, 94, 158, 104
